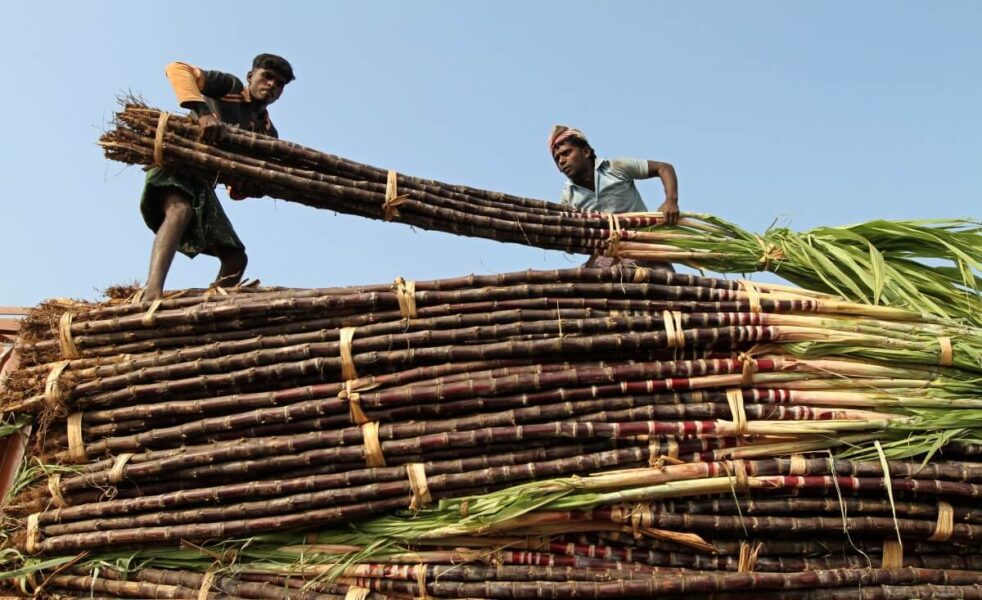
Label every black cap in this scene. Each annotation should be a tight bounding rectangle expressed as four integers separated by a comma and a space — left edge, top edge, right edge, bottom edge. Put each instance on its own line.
252, 53, 295, 83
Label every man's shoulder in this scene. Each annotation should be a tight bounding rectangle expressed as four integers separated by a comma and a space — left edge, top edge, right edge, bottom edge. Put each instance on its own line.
606, 157, 648, 180
200, 66, 243, 81
201, 69, 246, 94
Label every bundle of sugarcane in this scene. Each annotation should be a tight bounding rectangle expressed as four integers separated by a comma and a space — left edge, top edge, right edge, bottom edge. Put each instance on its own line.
99, 104, 982, 323
309, 455, 982, 567
6, 517, 982, 598
12, 559, 982, 599
17, 454, 976, 597
0, 265, 979, 575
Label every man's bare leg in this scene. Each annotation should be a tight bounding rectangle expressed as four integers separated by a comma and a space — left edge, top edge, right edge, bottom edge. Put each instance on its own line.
213, 247, 248, 288
145, 190, 193, 302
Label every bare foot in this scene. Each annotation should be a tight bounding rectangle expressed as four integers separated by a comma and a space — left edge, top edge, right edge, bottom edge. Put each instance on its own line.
142, 287, 162, 303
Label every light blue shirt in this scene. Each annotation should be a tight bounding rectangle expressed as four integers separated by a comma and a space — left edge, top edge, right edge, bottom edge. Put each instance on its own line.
560, 157, 650, 213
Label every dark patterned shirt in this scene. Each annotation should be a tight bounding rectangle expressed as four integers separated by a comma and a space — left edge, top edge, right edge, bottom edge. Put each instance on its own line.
165, 61, 277, 137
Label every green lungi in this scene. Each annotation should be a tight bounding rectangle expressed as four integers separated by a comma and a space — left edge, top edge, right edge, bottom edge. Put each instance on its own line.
140, 168, 245, 258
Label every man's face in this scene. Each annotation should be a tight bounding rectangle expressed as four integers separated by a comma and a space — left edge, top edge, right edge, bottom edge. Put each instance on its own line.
247, 68, 287, 105
552, 142, 592, 181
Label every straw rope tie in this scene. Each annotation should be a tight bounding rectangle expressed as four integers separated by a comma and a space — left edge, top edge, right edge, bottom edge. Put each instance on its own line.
487, 550, 505, 567
57, 312, 80, 359
415, 564, 430, 600
632, 267, 649, 283
394, 276, 418, 319
108, 453, 136, 484
880, 538, 904, 569
25, 513, 41, 554
738, 280, 762, 314
788, 454, 808, 476
486, 548, 509, 564
361, 422, 386, 467
726, 389, 748, 435
345, 587, 371, 600
383, 169, 410, 221
339, 379, 371, 425
732, 459, 750, 493
204, 284, 229, 298
662, 310, 685, 349
604, 214, 623, 258
737, 352, 758, 386
873, 439, 904, 557
47, 473, 69, 508
197, 568, 216, 600
406, 462, 432, 511
666, 438, 679, 460
647, 438, 663, 468
141, 299, 163, 327
450, 548, 483, 564
937, 336, 954, 367
610, 505, 624, 524
753, 235, 784, 271
127, 288, 146, 304
153, 111, 171, 167
672, 311, 684, 347
737, 541, 762, 573
340, 327, 359, 381
44, 360, 70, 409
927, 501, 955, 542
66, 412, 88, 463
629, 503, 653, 538
662, 310, 677, 348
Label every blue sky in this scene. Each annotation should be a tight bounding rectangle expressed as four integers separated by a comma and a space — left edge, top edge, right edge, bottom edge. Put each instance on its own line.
2, 1, 979, 306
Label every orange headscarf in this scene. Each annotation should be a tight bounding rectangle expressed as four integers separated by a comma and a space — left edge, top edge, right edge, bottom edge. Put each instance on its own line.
548, 125, 588, 153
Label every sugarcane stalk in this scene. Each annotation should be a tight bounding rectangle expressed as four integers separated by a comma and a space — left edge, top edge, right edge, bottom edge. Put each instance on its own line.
318, 567, 982, 598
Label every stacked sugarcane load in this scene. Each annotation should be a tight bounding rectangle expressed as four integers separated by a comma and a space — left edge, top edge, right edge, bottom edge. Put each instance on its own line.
1, 260, 982, 599
101, 103, 981, 324
0, 103, 979, 598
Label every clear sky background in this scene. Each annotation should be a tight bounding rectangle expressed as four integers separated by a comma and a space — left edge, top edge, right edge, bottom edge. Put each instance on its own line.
2, 1, 979, 306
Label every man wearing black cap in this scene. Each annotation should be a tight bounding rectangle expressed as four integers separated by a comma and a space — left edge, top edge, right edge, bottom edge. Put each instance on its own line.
139, 54, 296, 301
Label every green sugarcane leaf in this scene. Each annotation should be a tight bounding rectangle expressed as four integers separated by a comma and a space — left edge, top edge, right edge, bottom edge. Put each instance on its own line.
892, 222, 982, 269
957, 258, 980, 293
868, 242, 887, 305
0, 555, 77, 580
801, 237, 873, 301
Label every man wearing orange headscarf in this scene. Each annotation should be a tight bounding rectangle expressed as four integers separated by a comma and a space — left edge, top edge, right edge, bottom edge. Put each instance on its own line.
549, 125, 680, 269
548, 125, 679, 224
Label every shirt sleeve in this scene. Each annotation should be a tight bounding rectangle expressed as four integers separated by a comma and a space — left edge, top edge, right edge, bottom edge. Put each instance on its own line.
198, 70, 242, 99
164, 62, 241, 108
608, 158, 650, 180
164, 62, 207, 107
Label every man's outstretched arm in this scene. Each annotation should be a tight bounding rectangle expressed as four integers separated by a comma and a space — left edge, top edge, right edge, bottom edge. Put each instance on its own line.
645, 160, 680, 225
164, 62, 237, 142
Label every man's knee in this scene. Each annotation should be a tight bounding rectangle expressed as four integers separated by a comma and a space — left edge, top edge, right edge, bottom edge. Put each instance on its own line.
158, 190, 194, 227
